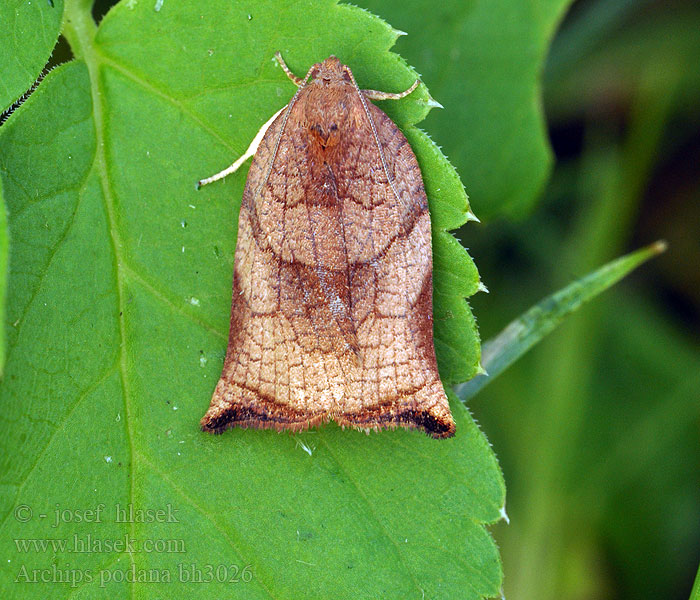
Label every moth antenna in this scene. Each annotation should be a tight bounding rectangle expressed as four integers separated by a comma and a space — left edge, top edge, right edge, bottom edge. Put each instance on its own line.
196, 105, 287, 188
275, 51, 305, 87
362, 79, 420, 101
253, 57, 316, 200
344, 66, 406, 210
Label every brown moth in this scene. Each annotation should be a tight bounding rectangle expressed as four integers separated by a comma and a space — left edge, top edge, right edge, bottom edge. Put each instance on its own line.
198, 53, 455, 438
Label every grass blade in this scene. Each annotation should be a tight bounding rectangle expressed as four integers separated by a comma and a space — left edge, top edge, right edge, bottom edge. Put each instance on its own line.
454, 240, 667, 401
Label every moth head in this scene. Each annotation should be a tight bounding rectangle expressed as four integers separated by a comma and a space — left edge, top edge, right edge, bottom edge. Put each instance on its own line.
309, 56, 353, 86
305, 56, 355, 149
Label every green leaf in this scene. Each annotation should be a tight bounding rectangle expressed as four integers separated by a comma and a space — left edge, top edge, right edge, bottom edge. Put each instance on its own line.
455, 241, 667, 401
0, 1, 502, 598
0, 0, 64, 112
0, 178, 7, 375
358, 0, 574, 219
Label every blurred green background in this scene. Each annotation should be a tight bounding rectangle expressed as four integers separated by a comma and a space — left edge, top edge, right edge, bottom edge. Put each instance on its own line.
49, 0, 700, 597
483, 3, 700, 598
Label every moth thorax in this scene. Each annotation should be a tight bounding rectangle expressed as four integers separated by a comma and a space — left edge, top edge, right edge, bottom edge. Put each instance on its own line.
305, 101, 347, 149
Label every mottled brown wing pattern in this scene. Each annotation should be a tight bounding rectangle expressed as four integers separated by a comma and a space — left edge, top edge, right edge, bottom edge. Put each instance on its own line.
200, 58, 455, 438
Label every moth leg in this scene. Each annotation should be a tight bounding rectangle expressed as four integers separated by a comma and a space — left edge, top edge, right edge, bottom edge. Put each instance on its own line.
362, 79, 420, 101
275, 51, 304, 87
196, 105, 286, 189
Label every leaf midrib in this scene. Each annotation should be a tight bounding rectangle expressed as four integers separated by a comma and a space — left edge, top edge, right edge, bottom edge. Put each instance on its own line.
61, 2, 139, 594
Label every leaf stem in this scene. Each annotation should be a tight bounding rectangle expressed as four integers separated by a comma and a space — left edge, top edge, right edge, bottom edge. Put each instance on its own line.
61, 0, 97, 61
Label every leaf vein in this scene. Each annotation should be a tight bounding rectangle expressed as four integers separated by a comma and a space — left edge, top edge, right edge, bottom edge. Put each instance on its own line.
136, 451, 280, 600
0, 362, 119, 534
